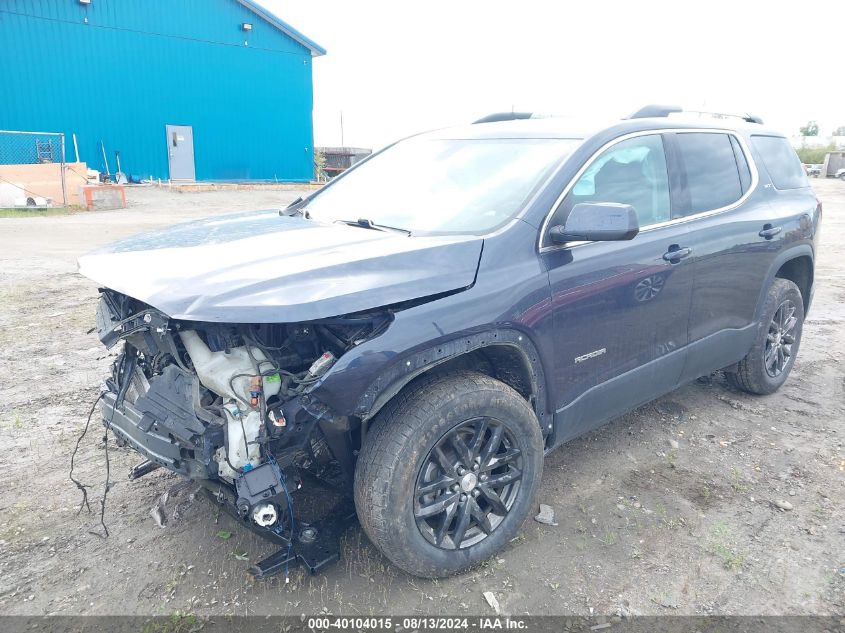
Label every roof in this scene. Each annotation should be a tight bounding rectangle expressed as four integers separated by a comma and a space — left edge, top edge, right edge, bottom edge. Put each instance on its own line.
425, 118, 606, 141
428, 113, 785, 142
237, 0, 326, 56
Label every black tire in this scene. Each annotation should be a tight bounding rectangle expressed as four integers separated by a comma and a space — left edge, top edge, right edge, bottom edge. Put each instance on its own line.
727, 278, 804, 395
354, 370, 544, 578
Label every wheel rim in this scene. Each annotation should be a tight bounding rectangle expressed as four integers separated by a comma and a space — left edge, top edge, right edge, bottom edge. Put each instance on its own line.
765, 299, 798, 377
634, 274, 665, 302
414, 417, 523, 550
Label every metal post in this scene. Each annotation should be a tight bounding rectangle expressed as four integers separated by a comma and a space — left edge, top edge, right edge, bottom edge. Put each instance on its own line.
60, 133, 67, 207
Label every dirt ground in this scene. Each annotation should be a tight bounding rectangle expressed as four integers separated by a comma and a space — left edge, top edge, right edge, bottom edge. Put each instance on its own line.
0, 181, 842, 618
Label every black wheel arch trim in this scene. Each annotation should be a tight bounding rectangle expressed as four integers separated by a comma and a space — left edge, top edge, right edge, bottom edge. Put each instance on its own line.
754, 245, 814, 321
354, 328, 551, 435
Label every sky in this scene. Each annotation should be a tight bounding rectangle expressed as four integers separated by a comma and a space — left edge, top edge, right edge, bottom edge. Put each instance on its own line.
262, 0, 845, 151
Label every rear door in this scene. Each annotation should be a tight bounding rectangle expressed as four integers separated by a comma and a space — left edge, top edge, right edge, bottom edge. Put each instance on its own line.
671, 131, 813, 382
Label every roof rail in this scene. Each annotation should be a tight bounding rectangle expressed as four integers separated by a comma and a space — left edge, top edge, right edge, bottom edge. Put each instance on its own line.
627, 104, 683, 119
473, 112, 534, 124
627, 104, 764, 124
682, 110, 765, 124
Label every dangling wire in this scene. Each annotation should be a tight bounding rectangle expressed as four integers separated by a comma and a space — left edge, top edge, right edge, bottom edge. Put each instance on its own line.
71, 349, 135, 539
93, 404, 116, 538
69, 393, 104, 514
94, 351, 136, 538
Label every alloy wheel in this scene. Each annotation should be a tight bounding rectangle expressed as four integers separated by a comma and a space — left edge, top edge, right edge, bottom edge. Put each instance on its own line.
765, 299, 798, 377
414, 417, 523, 550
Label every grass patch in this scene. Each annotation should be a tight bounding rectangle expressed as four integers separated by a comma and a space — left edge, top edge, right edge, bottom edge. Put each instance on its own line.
0, 410, 25, 432
666, 449, 677, 468
141, 612, 202, 633
730, 467, 749, 493
707, 522, 746, 569
0, 206, 83, 218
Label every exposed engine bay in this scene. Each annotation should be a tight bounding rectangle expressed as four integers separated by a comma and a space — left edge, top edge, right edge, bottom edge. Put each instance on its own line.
95, 289, 388, 575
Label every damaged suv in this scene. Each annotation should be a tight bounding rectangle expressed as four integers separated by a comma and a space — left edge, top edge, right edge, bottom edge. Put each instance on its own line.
79, 106, 821, 578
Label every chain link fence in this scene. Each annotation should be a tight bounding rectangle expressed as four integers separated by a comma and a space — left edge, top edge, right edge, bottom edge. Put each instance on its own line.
0, 130, 67, 207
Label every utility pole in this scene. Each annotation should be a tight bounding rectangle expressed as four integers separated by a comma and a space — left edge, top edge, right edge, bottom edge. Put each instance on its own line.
340, 111, 345, 148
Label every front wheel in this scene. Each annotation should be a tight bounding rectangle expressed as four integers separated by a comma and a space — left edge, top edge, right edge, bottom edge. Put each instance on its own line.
727, 278, 804, 395
354, 371, 544, 578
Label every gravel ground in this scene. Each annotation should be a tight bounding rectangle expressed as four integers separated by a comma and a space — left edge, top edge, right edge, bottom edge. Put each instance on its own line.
0, 181, 842, 617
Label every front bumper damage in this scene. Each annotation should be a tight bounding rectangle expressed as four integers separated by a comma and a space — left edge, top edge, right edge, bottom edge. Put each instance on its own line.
102, 366, 220, 480
105, 390, 355, 576
94, 291, 372, 578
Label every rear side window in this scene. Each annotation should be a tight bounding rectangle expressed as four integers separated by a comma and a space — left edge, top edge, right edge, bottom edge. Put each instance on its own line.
675, 133, 743, 216
729, 135, 753, 193
751, 135, 809, 190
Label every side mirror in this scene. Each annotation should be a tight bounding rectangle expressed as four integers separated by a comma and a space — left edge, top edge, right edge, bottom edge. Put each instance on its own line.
549, 202, 639, 243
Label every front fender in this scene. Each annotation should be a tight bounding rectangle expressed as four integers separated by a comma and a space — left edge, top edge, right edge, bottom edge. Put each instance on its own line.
309, 323, 551, 431
356, 328, 547, 419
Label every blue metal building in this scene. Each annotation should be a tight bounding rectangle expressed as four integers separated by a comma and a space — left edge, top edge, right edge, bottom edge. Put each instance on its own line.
0, 0, 325, 182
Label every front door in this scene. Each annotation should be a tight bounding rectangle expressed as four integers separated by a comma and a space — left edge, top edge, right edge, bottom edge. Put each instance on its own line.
166, 125, 195, 181
540, 133, 695, 444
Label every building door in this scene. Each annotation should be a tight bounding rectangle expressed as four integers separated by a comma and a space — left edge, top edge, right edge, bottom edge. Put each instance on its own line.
165, 125, 195, 181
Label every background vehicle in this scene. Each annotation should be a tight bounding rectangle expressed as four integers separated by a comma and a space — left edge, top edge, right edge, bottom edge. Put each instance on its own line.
836, 168, 845, 181
78, 105, 821, 579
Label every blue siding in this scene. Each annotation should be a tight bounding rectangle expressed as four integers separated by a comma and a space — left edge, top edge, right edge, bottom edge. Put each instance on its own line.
0, 0, 318, 181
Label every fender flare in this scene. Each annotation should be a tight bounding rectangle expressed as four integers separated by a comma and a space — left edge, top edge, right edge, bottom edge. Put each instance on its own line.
753, 244, 814, 321
353, 327, 553, 435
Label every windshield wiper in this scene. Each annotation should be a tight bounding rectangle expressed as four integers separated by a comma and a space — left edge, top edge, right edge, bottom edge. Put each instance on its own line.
336, 218, 410, 235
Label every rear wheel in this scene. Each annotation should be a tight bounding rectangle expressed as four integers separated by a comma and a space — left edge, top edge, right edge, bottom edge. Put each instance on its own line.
354, 371, 543, 578
727, 278, 804, 395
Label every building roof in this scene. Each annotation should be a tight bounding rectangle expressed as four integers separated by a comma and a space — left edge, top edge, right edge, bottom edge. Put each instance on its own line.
237, 0, 326, 56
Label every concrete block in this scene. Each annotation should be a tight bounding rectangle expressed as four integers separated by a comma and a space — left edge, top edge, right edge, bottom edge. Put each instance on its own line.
80, 184, 126, 210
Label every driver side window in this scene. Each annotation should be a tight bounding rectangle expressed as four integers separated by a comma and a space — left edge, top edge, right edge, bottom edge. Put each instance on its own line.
545, 134, 670, 246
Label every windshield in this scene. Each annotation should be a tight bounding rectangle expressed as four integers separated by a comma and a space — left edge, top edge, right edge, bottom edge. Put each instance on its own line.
305, 136, 581, 234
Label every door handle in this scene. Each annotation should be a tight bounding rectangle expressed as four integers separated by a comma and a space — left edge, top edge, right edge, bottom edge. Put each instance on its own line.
759, 224, 783, 239
662, 246, 692, 262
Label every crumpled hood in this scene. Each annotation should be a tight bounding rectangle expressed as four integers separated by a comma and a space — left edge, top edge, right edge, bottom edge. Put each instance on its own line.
77, 210, 484, 322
